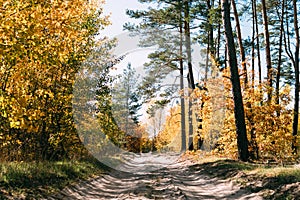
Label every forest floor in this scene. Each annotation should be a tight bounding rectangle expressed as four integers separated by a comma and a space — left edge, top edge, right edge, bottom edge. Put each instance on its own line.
46, 152, 300, 200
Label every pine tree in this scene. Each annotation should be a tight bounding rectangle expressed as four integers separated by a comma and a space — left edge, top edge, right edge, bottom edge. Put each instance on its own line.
221, 0, 249, 162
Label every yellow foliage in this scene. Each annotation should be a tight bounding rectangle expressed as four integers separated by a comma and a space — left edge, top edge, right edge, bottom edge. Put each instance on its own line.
155, 106, 181, 151
0, 0, 109, 161
214, 68, 294, 161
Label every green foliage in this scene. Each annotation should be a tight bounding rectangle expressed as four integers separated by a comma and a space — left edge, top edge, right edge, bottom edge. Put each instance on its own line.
90, 61, 151, 153
73, 38, 125, 156
112, 63, 142, 126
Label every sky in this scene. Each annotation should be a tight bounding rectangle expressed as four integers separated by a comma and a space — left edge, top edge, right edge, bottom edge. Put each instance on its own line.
101, 0, 151, 73
102, 0, 146, 37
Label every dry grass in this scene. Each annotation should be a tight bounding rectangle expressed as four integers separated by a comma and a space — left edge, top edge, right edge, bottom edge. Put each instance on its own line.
0, 158, 108, 199
185, 151, 300, 199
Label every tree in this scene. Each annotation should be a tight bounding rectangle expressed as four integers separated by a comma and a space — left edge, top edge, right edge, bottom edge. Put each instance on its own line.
253, 0, 262, 84
183, 0, 196, 150
231, 0, 248, 87
261, 0, 273, 101
275, 0, 285, 111
221, 0, 249, 162
125, 1, 186, 149
291, 0, 299, 153
179, 11, 187, 151
111, 63, 143, 150
0, 0, 109, 161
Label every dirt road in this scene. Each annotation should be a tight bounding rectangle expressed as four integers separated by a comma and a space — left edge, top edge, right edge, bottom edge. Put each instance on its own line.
48, 153, 263, 200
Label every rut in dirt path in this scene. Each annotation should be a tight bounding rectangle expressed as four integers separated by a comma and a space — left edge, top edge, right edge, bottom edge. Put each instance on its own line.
48, 153, 263, 200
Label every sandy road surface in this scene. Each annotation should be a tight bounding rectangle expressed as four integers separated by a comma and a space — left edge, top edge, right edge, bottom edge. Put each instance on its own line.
48, 153, 263, 200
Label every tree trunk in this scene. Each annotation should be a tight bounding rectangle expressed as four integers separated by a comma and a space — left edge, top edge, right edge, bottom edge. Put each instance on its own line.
179, 8, 187, 151
253, 0, 262, 84
184, 0, 195, 90
222, 0, 249, 162
216, 0, 221, 65
231, 0, 247, 87
250, 0, 259, 159
275, 0, 285, 116
205, 39, 210, 81
184, 0, 195, 150
292, 0, 299, 153
207, 0, 215, 58
261, 0, 272, 101
251, 0, 255, 87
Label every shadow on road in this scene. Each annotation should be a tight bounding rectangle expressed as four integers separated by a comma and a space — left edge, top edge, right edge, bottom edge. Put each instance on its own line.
49, 155, 263, 200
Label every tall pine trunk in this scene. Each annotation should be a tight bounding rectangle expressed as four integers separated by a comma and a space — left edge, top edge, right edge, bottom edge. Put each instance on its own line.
253, 0, 262, 84
292, 0, 299, 153
275, 0, 285, 116
179, 5, 186, 151
261, 0, 273, 101
251, 0, 255, 87
184, 0, 195, 150
216, 0, 221, 67
207, 0, 215, 60
222, 0, 249, 162
231, 0, 247, 87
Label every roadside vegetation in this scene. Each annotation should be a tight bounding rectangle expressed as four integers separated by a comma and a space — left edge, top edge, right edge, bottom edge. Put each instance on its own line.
0, 156, 109, 199
186, 152, 300, 199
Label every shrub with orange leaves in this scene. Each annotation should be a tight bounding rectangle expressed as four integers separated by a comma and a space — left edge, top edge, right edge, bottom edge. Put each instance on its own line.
214, 68, 295, 162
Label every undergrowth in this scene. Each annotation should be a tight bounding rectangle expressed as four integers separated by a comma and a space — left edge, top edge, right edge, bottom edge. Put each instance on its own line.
0, 158, 109, 199
186, 151, 300, 199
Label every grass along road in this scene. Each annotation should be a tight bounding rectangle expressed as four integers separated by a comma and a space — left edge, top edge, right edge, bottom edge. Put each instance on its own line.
0, 158, 108, 199
1, 153, 300, 199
